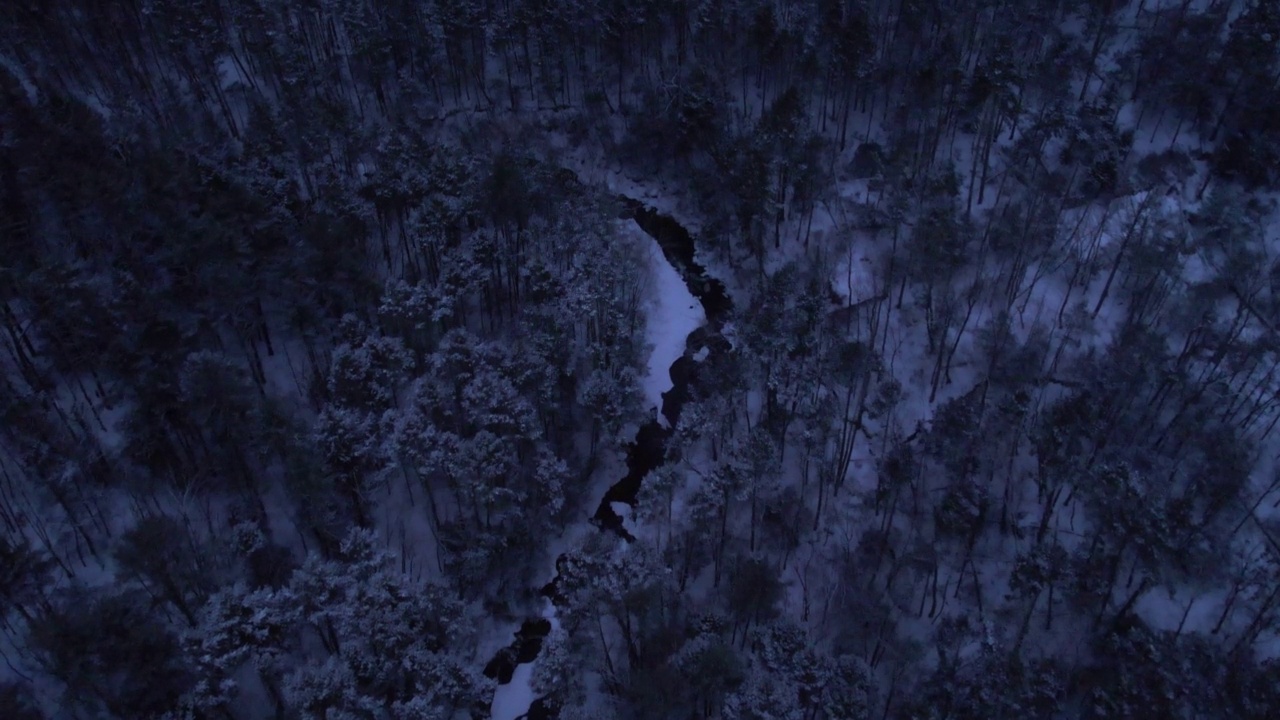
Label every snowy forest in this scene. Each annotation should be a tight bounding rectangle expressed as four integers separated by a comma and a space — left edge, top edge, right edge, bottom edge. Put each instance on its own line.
2, 0, 1280, 718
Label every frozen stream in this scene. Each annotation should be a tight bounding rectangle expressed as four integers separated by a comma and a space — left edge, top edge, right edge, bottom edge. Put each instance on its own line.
640, 228, 705, 427
488, 598, 560, 720
488, 193, 724, 720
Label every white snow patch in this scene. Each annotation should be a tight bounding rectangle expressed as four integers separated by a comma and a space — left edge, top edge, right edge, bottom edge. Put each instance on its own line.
490, 664, 536, 720
831, 243, 879, 305
610, 501, 637, 536
639, 227, 705, 426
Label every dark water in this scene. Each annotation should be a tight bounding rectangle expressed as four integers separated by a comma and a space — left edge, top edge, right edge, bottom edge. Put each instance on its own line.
483, 618, 554, 684
516, 697, 557, 720
616, 197, 733, 324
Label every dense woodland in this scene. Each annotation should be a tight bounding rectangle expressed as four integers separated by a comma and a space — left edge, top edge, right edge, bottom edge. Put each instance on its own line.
3, 0, 1280, 718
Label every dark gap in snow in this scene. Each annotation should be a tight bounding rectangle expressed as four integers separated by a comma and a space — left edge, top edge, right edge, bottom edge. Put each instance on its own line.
616, 197, 733, 325
592, 414, 672, 538
515, 697, 558, 720
484, 618, 554, 684
849, 141, 886, 179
